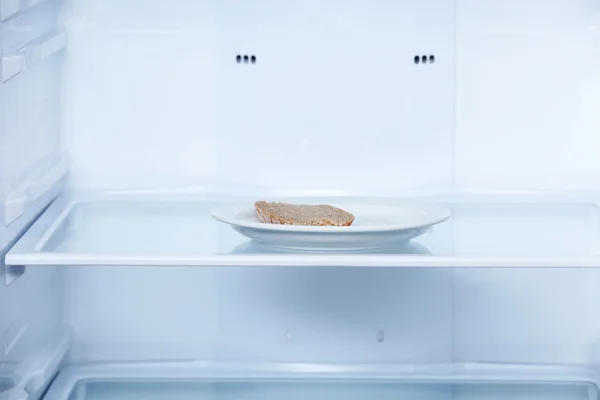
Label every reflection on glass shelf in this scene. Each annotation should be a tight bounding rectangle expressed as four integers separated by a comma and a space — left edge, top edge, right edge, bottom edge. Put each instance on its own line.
65, 380, 595, 400
230, 241, 432, 255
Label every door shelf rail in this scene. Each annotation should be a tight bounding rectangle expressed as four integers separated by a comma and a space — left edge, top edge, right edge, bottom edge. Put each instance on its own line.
1, 29, 66, 83
3, 153, 69, 227
0, 0, 51, 22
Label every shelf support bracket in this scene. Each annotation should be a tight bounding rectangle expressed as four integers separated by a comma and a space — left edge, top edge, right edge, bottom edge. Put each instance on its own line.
1, 260, 25, 286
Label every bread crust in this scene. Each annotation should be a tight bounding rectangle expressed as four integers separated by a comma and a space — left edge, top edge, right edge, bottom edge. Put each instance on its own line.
255, 201, 354, 226
255, 203, 291, 225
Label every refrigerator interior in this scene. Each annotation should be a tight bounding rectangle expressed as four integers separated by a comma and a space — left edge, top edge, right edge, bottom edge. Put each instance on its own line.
3, 0, 600, 399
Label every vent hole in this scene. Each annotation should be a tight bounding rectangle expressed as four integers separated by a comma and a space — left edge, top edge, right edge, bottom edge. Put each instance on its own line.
236, 55, 241, 63
414, 54, 436, 65
251, 55, 256, 64
243, 55, 249, 64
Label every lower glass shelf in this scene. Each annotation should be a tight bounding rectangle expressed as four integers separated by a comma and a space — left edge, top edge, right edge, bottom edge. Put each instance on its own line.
63, 380, 594, 400
42, 363, 600, 400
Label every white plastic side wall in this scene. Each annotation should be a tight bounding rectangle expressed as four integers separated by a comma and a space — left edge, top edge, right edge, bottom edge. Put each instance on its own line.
454, 269, 600, 364
0, 1, 67, 397
0, 265, 65, 396
0, 0, 63, 212
58, 0, 600, 367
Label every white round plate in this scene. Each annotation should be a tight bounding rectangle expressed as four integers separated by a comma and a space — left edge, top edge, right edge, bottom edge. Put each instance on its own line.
211, 198, 451, 251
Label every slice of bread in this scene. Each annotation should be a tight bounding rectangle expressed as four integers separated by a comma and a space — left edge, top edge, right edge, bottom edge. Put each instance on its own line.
255, 201, 355, 226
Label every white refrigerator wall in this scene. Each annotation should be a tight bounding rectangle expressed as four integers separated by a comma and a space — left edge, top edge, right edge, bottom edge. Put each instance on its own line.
62, 0, 454, 193
0, 0, 65, 390
3, 0, 600, 370
58, 0, 600, 366
62, 0, 600, 193
0, 266, 64, 390
455, 0, 600, 190
0, 0, 62, 214
61, 0, 218, 192
64, 267, 600, 365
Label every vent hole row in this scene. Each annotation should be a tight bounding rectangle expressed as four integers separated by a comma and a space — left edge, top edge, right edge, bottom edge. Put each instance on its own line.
414, 55, 435, 65
236, 55, 257, 64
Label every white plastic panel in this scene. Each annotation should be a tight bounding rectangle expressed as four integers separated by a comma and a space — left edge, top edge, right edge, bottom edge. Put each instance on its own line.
0, 53, 62, 203
0, 265, 65, 399
216, 0, 455, 194
62, 0, 217, 191
0, 0, 63, 217
66, 267, 218, 362
454, 269, 600, 365
62, 0, 454, 194
455, 0, 600, 190
215, 267, 452, 363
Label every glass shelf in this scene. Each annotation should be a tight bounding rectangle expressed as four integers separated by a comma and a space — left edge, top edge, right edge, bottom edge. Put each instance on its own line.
42, 362, 600, 400
6, 192, 600, 270
66, 380, 593, 400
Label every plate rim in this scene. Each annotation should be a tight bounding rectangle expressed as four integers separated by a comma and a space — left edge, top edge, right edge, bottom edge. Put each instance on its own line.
211, 199, 451, 233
